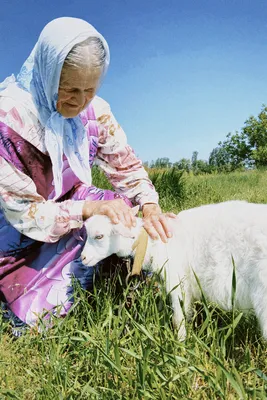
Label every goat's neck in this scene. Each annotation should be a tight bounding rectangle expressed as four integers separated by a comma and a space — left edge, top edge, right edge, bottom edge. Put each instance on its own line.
130, 220, 169, 269
144, 235, 169, 266
131, 226, 149, 276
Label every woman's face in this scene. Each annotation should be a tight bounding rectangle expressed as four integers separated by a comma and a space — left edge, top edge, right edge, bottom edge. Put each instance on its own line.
57, 67, 102, 118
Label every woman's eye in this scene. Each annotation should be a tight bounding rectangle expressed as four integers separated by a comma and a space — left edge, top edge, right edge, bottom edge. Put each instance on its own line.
60, 88, 76, 93
95, 234, 104, 240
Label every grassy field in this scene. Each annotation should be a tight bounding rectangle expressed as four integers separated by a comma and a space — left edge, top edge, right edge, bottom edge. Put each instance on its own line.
1, 169, 267, 399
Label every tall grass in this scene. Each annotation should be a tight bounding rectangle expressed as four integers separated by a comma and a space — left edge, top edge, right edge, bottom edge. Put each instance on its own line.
1, 169, 267, 399
182, 170, 267, 210
148, 168, 186, 210
92, 166, 113, 190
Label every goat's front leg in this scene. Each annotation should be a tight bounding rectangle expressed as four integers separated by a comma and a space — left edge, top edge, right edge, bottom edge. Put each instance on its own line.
171, 291, 187, 340
170, 280, 192, 341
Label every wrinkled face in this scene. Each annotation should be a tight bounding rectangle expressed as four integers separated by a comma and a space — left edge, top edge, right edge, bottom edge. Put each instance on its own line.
57, 66, 102, 118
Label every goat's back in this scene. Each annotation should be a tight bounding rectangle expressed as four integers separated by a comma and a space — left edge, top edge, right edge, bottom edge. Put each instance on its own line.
167, 200, 267, 309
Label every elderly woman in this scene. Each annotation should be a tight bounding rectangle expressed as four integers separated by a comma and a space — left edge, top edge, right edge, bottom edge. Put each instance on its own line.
0, 17, 173, 331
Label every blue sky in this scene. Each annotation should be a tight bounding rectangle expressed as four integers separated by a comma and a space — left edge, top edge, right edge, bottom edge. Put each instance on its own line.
1, 0, 267, 163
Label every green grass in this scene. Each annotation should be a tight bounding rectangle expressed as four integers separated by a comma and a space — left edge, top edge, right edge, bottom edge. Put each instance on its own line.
181, 170, 267, 210
1, 169, 267, 399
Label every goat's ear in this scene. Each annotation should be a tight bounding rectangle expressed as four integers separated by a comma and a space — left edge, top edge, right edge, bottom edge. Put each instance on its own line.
111, 223, 135, 238
131, 205, 140, 216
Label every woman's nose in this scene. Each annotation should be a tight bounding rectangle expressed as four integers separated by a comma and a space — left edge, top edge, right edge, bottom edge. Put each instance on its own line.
74, 91, 85, 106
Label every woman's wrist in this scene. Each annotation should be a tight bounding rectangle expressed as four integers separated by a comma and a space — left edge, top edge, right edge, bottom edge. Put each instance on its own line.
142, 203, 161, 217
82, 200, 97, 220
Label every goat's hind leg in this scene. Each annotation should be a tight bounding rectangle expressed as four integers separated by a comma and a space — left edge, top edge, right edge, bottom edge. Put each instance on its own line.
249, 263, 267, 340
252, 288, 267, 340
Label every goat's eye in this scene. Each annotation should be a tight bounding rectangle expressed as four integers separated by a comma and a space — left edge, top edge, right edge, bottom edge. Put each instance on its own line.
95, 234, 104, 240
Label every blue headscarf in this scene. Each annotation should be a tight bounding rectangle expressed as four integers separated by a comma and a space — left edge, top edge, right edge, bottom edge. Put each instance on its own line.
0, 17, 110, 198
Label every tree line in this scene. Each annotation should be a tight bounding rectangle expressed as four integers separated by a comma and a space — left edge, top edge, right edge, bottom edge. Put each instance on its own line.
145, 105, 267, 174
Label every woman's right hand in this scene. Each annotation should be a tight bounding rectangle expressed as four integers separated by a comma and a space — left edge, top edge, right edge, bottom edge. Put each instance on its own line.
82, 199, 136, 228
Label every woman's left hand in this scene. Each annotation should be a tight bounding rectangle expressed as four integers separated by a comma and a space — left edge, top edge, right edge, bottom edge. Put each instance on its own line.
142, 203, 177, 243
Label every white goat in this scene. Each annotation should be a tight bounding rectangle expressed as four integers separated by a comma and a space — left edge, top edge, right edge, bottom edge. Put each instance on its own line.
81, 200, 267, 340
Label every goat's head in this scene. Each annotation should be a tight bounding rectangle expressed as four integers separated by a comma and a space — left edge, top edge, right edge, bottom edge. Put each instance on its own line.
81, 213, 142, 266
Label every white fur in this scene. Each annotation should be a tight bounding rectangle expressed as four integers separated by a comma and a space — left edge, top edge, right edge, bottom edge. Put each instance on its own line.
81, 200, 267, 340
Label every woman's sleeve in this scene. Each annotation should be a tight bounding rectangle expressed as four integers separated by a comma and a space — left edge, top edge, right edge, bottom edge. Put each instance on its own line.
0, 156, 85, 243
94, 102, 159, 207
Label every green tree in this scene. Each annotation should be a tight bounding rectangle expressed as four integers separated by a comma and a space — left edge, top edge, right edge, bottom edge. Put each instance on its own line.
209, 146, 232, 172
194, 159, 211, 174
215, 105, 267, 170
218, 130, 251, 169
190, 151, 211, 174
152, 157, 172, 169
191, 151, 198, 170
173, 158, 191, 172
242, 106, 267, 167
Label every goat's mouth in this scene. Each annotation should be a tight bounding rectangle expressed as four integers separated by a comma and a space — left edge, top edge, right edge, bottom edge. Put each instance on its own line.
81, 254, 98, 267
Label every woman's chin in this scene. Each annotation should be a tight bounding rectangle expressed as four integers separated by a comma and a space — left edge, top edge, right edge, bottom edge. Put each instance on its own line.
57, 105, 82, 118
60, 110, 80, 118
